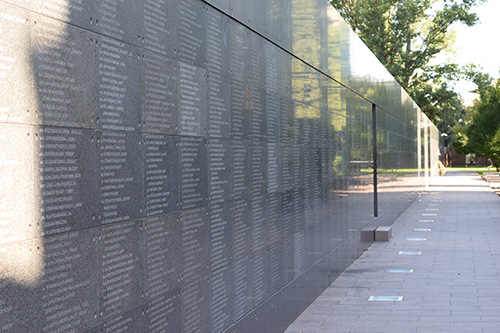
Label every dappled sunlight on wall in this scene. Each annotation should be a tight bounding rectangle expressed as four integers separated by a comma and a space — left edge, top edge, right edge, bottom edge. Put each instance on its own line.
0, 5, 47, 287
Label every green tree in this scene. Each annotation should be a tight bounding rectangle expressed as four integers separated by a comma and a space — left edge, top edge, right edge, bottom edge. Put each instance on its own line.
451, 65, 494, 154
329, 0, 485, 134
465, 81, 500, 161
487, 128, 500, 170
452, 76, 500, 170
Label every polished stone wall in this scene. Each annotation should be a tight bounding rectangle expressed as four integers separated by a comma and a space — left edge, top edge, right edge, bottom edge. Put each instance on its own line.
0, 0, 439, 332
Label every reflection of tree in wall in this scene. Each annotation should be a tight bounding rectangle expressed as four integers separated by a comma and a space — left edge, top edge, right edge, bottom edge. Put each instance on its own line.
329, 0, 485, 137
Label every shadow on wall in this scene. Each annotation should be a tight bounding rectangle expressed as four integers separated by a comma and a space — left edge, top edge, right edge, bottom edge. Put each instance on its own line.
0, 2, 102, 332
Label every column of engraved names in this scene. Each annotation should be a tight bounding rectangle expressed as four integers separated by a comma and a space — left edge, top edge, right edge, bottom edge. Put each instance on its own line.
312, 148, 321, 227
93, 0, 143, 44
209, 201, 232, 270
207, 8, 230, 139
181, 208, 209, 284
251, 143, 266, 195
141, 52, 177, 134
265, 42, 279, 94
281, 190, 293, 239
268, 243, 282, 294
0, 126, 35, 244
36, 0, 89, 27
229, 23, 249, 140
144, 214, 181, 299
250, 143, 267, 260
249, 36, 266, 142
142, 0, 177, 56
280, 190, 295, 280
144, 134, 179, 216
267, 193, 282, 246
267, 143, 280, 193
87, 307, 143, 333
293, 230, 305, 276
178, 63, 207, 137
232, 137, 251, 263
280, 97, 294, 144
325, 132, 336, 225
40, 232, 97, 332
279, 50, 292, 101
293, 190, 304, 234
209, 267, 233, 332
303, 148, 313, 229
232, 141, 249, 199
233, 258, 252, 320
232, 198, 250, 260
208, 140, 231, 203
0, 3, 31, 124
320, 143, 329, 226
32, 16, 95, 128
228, 22, 246, 81
282, 145, 294, 191
267, 192, 282, 292
38, 127, 96, 235
180, 137, 207, 209
97, 36, 139, 132
230, 79, 249, 140
0, 272, 20, 332
99, 131, 141, 224
98, 221, 142, 318
251, 194, 267, 252
181, 279, 209, 332
179, 0, 206, 68
252, 249, 268, 305
249, 85, 266, 142
144, 291, 181, 332
266, 93, 280, 143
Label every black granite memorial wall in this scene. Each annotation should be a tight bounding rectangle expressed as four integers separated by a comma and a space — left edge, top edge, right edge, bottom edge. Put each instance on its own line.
0, 0, 439, 332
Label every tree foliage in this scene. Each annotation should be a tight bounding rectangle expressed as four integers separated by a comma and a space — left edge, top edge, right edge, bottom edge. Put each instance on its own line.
452, 75, 500, 170
487, 128, 500, 170
329, 0, 485, 136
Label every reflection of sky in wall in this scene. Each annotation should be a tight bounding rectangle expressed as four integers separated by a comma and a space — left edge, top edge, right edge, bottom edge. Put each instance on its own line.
348, 30, 394, 83
451, 0, 500, 105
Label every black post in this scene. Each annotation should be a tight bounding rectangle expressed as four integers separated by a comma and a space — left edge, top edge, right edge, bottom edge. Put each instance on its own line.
372, 104, 378, 217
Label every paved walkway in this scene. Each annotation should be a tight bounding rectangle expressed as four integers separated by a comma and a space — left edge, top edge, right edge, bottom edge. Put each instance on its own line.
285, 171, 500, 333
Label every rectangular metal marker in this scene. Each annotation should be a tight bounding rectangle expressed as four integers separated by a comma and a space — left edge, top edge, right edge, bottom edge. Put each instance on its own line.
399, 251, 422, 255
369, 296, 403, 302
387, 269, 414, 273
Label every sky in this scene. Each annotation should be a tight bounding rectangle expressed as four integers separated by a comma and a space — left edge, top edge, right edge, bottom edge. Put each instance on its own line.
450, 0, 500, 105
